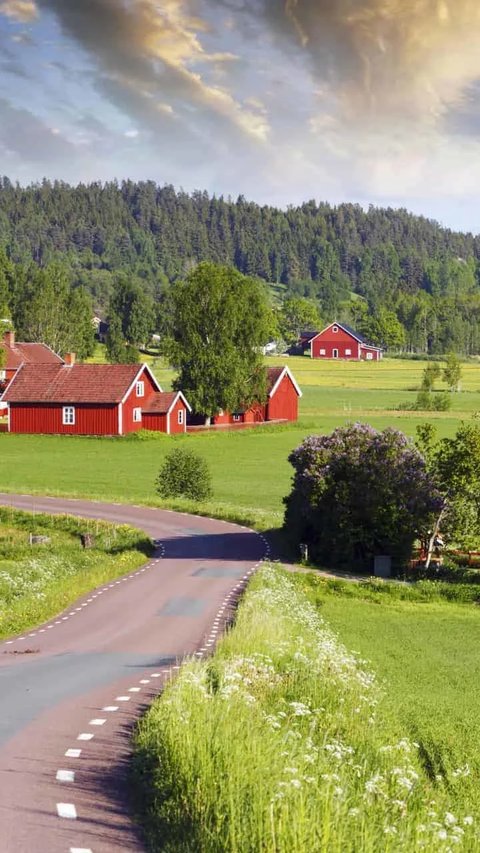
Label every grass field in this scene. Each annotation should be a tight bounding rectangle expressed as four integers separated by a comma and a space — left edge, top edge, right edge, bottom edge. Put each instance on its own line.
298, 573, 480, 819
133, 566, 479, 851
0, 506, 151, 639
1, 355, 479, 527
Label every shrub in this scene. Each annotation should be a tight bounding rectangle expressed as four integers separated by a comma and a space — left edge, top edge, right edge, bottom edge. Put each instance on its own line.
284, 423, 442, 572
156, 448, 212, 502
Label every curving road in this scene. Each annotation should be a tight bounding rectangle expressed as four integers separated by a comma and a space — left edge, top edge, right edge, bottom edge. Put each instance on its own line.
0, 494, 268, 853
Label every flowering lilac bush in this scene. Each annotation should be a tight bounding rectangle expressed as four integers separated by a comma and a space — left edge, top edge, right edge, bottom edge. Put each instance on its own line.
284, 423, 443, 571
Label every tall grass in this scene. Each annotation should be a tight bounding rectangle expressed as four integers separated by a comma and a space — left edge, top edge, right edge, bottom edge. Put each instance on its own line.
133, 566, 477, 852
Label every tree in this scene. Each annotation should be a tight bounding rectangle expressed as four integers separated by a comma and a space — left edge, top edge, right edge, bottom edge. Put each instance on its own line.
421, 362, 441, 391
443, 352, 462, 392
106, 312, 127, 363
279, 296, 321, 346
156, 448, 212, 502
109, 275, 155, 348
163, 262, 274, 424
284, 423, 442, 572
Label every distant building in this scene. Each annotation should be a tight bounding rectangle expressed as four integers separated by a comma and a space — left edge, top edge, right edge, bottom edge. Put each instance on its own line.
0, 330, 64, 397
310, 322, 382, 361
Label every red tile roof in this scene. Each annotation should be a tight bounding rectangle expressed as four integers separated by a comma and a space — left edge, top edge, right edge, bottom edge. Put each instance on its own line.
2, 363, 144, 404
1, 341, 63, 370
142, 391, 178, 414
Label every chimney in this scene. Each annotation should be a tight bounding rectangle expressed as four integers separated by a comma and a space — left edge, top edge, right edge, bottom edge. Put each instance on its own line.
4, 330, 14, 348
64, 352, 76, 366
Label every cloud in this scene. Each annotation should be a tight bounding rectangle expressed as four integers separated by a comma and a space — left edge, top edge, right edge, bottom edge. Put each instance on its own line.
0, 0, 36, 22
0, 98, 75, 163
33, 0, 269, 143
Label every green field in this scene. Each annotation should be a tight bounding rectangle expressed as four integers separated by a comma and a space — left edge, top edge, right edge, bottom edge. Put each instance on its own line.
6, 356, 475, 533
1, 356, 480, 526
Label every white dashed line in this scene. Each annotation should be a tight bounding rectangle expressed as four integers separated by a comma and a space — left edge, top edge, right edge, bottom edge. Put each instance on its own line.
56, 802, 77, 819
70, 848, 93, 853
77, 733, 94, 741
56, 769, 75, 782
128, 687, 141, 693
139, 679, 150, 684
89, 718, 106, 726
65, 749, 82, 758
103, 705, 119, 712
116, 696, 130, 702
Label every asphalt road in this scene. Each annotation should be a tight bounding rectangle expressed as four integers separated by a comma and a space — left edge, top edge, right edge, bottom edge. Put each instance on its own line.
0, 494, 268, 853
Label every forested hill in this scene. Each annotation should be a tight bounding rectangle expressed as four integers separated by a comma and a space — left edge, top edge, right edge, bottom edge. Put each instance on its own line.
1, 178, 480, 354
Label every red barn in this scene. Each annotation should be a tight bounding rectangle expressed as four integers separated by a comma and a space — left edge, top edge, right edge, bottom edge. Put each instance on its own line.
0, 330, 63, 392
0, 358, 190, 436
209, 366, 301, 426
142, 391, 191, 434
310, 322, 382, 361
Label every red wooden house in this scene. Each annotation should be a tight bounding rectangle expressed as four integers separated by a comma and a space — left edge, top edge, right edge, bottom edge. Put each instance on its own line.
310, 322, 382, 361
208, 366, 301, 427
0, 330, 63, 392
0, 357, 190, 436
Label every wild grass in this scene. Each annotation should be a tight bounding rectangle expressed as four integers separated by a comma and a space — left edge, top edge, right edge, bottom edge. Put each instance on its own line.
0, 506, 151, 639
132, 566, 477, 852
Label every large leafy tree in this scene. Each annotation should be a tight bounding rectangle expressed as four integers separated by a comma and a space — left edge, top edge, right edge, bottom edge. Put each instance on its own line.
164, 262, 274, 423
284, 423, 442, 572
279, 296, 321, 346
109, 275, 155, 348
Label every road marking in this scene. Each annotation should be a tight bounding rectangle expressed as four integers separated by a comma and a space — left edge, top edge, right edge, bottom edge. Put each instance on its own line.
65, 749, 82, 758
150, 673, 161, 677
77, 733, 94, 741
70, 848, 93, 853
139, 679, 150, 684
103, 705, 119, 712
116, 695, 130, 701
128, 687, 140, 693
62, 617, 69, 621
56, 802, 77, 819
5, 641, 12, 645
89, 718, 106, 726
75, 607, 83, 611
56, 769, 75, 782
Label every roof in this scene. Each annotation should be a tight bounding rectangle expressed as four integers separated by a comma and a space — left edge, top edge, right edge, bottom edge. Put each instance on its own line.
1, 363, 151, 404
1, 341, 63, 370
267, 366, 302, 398
142, 390, 191, 414
312, 322, 382, 350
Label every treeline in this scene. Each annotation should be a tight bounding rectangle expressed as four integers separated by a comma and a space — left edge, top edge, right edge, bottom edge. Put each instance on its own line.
1, 177, 480, 354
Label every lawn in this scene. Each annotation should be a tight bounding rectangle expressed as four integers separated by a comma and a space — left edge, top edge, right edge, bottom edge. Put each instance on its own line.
0, 506, 151, 639
298, 573, 480, 817
1, 356, 479, 526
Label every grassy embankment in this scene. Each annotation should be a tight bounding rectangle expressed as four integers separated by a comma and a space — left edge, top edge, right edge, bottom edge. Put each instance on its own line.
1, 356, 480, 531
133, 565, 478, 852
0, 506, 151, 639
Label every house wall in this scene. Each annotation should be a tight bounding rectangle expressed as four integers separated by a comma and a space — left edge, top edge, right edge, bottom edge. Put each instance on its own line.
311, 326, 360, 360
9, 403, 118, 435
143, 400, 187, 434
122, 367, 159, 433
266, 375, 299, 422
360, 345, 381, 362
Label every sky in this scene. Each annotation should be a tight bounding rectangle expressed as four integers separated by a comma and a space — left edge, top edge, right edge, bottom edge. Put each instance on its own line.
1, 0, 480, 233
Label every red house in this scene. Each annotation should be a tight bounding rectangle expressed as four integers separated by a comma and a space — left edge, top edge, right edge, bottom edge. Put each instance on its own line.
0, 358, 190, 436
209, 366, 301, 426
0, 330, 63, 392
310, 322, 382, 361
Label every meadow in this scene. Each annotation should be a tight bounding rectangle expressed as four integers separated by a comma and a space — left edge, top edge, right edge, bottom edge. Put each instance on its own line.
1, 356, 479, 529
0, 506, 151, 639
133, 565, 479, 852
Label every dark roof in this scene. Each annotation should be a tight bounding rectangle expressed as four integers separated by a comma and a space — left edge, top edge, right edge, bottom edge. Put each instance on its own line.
2, 363, 144, 404
143, 391, 178, 414
337, 322, 368, 344
1, 341, 63, 370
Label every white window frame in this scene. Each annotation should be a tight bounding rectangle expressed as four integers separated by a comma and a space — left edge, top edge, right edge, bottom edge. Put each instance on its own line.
332, 348, 339, 359
62, 406, 75, 426
332, 325, 338, 333
233, 414, 241, 422
319, 348, 326, 355
366, 352, 373, 361
345, 348, 351, 355
177, 409, 184, 425
0, 369, 5, 381
133, 407, 142, 423
136, 381, 145, 397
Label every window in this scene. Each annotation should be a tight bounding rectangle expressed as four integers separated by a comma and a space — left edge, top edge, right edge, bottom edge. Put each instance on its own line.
0, 369, 5, 381
233, 414, 241, 422
136, 381, 145, 397
345, 348, 351, 355
332, 325, 338, 333
62, 406, 75, 425
178, 409, 184, 425
319, 348, 326, 355
366, 352, 373, 361
133, 407, 142, 422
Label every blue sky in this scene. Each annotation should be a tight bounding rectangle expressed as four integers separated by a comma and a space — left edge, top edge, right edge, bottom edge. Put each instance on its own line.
1, 0, 480, 233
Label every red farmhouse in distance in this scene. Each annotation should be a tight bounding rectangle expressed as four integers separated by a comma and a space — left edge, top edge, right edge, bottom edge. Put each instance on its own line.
310, 322, 382, 361
0, 330, 63, 392
206, 366, 302, 427
0, 357, 190, 436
